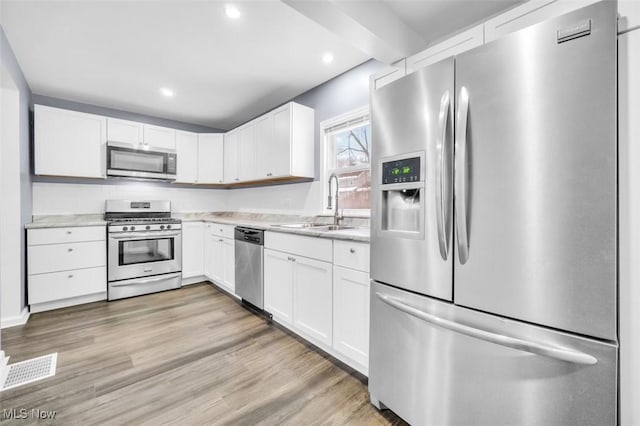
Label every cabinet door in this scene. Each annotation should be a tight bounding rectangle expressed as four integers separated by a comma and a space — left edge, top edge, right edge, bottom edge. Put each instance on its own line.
293, 256, 333, 346
272, 105, 293, 178
238, 123, 256, 182
333, 266, 370, 370
198, 134, 224, 184
182, 222, 204, 278
107, 118, 143, 144
35, 105, 107, 178
223, 130, 239, 183
203, 227, 214, 279
370, 60, 406, 91
264, 249, 293, 325
222, 237, 235, 294
254, 114, 274, 179
406, 25, 483, 73
210, 236, 225, 284
143, 124, 176, 149
484, 0, 598, 42
175, 131, 198, 183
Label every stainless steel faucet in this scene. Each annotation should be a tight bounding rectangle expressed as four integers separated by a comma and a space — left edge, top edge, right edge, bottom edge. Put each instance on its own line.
327, 173, 344, 226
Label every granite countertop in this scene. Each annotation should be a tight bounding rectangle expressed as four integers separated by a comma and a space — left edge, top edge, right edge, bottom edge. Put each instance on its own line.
26, 214, 108, 229
176, 212, 371, 242
26, 212, 370, 242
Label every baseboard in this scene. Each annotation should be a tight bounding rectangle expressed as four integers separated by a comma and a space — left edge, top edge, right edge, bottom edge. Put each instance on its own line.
29, 292, 106, 314
0, 350, 8, 387
1, 306, 30, 329
182, 275, 208, 286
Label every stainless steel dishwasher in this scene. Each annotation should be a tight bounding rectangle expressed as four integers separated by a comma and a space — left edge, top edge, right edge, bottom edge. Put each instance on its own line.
234, 227, 264, 309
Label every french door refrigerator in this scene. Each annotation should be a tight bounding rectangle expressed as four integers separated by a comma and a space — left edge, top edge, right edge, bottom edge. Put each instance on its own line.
369, 2, 618, 425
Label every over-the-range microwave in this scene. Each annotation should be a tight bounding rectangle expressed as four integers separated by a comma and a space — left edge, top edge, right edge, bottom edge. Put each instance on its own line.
106, 142, 177, 181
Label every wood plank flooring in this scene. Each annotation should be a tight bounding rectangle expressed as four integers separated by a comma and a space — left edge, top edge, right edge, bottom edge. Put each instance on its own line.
1, 283, 406, 425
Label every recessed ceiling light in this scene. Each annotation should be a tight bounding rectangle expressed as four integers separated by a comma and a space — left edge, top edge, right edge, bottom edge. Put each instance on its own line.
225, 5, 241, 19
322, 53, 334, 64
160, 87, 174, 98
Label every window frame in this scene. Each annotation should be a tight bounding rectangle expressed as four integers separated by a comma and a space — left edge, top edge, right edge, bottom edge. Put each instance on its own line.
320, 105, 371, 217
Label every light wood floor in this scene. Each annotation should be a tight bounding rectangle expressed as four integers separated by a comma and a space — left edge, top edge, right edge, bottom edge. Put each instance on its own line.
1, 283, 405, 425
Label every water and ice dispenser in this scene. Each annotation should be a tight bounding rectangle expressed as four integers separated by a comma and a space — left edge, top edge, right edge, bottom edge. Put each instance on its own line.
379, 153, 425, 238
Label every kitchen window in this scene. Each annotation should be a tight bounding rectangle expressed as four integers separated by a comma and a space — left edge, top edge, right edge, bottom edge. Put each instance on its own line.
322, 105, 371, 215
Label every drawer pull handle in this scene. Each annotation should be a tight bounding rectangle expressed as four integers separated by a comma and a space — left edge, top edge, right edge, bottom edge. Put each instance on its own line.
68, 274, 74, 278
349, 248, 356, 253
67, 231, 72, 235
219, 239, 224, 242
68, 248, 73, 252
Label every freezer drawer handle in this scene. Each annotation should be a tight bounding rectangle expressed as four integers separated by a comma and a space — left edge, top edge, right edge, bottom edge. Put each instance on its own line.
455, 87, 470, 264
375, 292, 598, 365
436, 90, 452, 260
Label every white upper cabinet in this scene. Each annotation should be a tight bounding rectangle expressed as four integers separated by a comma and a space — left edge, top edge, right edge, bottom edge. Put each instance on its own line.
223, 102, 314, 184
484, 0, 599, 42
224, 129, 240, 183
143, 124, 176, 149
238, 122, 256, 182
106, 118, 175, 149
106, 118, 143, 144
370, 59, 407, 91
175, 130, 198, 184
198, 133, 224, 184
254, 113, 274, 179
273, 103, 314, 179
406, 25, 484, 74
35, 105, 107, 179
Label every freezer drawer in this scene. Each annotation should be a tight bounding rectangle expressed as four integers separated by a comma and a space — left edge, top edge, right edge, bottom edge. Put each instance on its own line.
369, 281, 617, 426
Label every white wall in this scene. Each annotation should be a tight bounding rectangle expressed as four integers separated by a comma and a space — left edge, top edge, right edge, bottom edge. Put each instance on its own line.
1, 76, 26, 328
225, 181, 324, 215
32, 182, 228, 215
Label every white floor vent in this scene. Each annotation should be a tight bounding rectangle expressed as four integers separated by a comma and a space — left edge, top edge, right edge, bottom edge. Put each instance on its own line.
1, 353, 57, 392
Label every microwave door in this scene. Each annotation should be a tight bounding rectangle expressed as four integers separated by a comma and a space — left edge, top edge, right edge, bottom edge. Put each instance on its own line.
107, 144, 176, 180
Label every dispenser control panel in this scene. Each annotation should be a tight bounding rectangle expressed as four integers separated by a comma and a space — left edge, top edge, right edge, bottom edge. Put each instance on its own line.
382, 157, 421, 184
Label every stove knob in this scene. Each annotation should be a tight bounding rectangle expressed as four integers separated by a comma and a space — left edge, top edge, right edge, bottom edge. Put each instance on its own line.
160, 225, 165, 230
166, 224, 171, 229
146, 225, 151, 230
123, 226, 128, 231
131, 226, 136, 231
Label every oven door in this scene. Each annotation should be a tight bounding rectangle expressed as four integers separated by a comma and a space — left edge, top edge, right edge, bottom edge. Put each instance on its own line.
107, 142, 177, 181
108, 230, 182, 281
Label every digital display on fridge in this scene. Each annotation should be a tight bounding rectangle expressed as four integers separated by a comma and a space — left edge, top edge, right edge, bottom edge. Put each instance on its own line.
382, 157, 421, 184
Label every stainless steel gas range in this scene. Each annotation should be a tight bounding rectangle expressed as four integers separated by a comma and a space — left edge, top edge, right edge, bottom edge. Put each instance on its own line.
105, 200, 182, 301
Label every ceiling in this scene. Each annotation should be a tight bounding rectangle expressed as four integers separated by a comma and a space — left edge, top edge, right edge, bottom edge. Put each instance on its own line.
0, 0, 522, 130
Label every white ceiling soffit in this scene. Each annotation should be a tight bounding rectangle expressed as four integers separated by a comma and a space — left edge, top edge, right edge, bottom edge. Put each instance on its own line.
284, 0, 523, 64
0, 1, 370, 129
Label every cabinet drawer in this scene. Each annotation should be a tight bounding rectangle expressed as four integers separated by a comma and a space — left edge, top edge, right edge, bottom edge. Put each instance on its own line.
265, 232, 332, 263
333, 240, 370, 273
208, 223, 236, 238
28, 266, 106, 305
28, 226, 106, 246
28, 241, 106, 274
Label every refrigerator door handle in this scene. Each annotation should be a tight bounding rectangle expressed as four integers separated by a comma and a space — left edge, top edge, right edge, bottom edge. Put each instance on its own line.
436, 90, 452, 260
455, 87, 470, 264
375, 292, 598, 365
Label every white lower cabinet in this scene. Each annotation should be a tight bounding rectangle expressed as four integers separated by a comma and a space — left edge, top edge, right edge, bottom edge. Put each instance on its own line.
27, 225, 107, 312
204, 223, 235, 295
182, 222, 204, 279
264, 231, 370, 375
333, 266, 370, 372
292, 256, 333, 346
264, 248, 294, 325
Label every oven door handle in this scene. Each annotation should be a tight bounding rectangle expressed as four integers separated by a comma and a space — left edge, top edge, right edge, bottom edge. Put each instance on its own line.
109, 231, 181, 240
110, 272, 182, 287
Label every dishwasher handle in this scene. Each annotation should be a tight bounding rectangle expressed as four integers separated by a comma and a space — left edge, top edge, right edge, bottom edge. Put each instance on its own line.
234, 227, 264, 245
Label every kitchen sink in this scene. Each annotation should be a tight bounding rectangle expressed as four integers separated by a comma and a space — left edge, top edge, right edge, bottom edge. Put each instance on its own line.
272, 223, 356, 232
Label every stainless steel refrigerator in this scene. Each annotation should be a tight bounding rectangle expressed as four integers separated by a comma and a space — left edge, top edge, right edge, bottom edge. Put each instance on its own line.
369, 2, 618, 425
